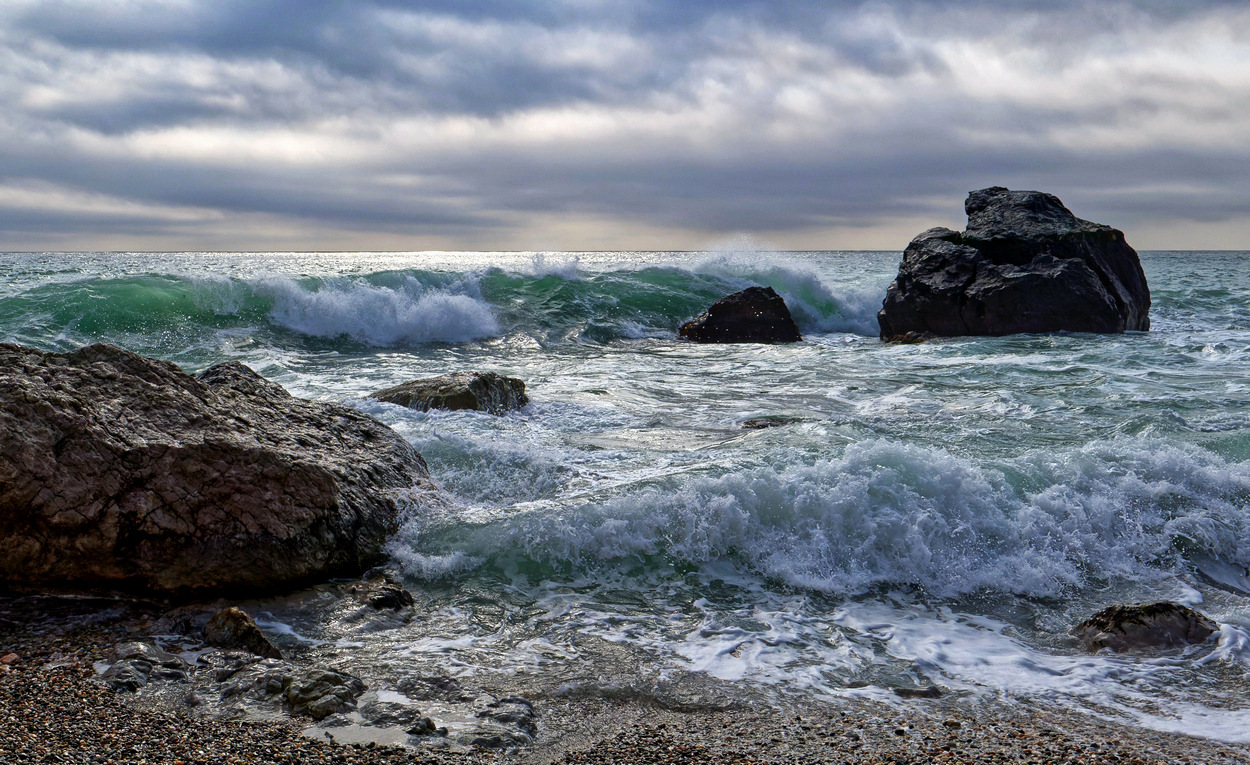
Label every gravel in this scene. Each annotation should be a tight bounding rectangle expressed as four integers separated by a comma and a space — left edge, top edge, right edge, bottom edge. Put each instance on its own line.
3, 597, 1248, 765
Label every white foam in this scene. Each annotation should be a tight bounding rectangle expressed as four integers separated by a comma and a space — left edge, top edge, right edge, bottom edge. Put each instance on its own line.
395, 438, 1250, 600
262, 276, 499, 345
689, 253, 883, 336
527, 253, 583, 280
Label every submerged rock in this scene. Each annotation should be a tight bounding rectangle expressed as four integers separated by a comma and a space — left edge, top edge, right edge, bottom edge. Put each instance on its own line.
0, 343, 433, 596
371, 371, 529, 415
680, 286, 802, 344
203, 607, 283, 659
1073, 602, 1217, 652
878, 187, 1150, 340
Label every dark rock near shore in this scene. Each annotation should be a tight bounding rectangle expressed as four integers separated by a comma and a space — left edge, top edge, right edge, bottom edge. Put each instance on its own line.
1072, 602, 1218, 652
679, 286, 802, 344
203, 607, 283, 659
371, 371, 529, 415
0, 343, 433, 596
878, 187, 1150, 340
286, 668, 368, 720
101, 641, 190, 691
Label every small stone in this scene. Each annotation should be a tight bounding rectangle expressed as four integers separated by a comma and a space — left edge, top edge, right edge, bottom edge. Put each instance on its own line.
0, 653, 18, 665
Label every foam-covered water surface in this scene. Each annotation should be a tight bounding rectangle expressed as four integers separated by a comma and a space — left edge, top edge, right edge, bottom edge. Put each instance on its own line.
4, 248, 1249, 740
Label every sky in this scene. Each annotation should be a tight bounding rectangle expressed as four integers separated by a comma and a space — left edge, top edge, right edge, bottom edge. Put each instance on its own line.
1, 0, 1248, 252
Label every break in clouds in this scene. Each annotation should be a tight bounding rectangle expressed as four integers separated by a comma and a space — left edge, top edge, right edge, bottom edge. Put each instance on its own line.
1, 0, 1249, 250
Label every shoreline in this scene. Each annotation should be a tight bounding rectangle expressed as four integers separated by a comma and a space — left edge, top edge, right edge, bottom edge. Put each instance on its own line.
3, 597, 1248, 765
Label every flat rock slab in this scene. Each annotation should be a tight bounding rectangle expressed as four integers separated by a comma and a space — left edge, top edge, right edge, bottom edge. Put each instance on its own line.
878, 187, 1150, 339
370, 371, 529, 415
0, 343, 433, 596
680, 286, 802, 343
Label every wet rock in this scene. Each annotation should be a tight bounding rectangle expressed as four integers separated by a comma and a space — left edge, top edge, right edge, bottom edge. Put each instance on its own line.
0, 653, 17, 665
0, 343, 434, 596
406, 717, 447, 737
101, 641, 190, 691
367, 584, 415, 611
878, 187, 1150, 340
893, 686, 943, 699
679, 286, 802, 344
286, 668, 367, 720
358, 697, 423, 728
741, 417, 801, 430
371, 372, 529, 415
101, 661, 150, 692
218, 660, 290, 701
199, 649, 263, 683
473, 695, 538, 746
1073, 602, 1218, 652
203, 607, 282, 659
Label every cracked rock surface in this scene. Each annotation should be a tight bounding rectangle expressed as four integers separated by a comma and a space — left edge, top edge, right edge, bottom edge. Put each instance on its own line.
0, 342, 434, 596
878, 187, 1151, 340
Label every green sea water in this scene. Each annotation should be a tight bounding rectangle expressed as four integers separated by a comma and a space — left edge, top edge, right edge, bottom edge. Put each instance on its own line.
3, 249, 1249, 740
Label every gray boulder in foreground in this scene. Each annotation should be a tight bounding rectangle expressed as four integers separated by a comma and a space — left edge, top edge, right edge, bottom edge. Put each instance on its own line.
1072, 602, 1217, 652
878, 187, 1150, 340
679, 286, 802, 343
0, 343, 432, 596
370, 371, 529, 414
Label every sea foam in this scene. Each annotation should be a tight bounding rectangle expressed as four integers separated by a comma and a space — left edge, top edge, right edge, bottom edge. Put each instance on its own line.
394, 438, 1250, 600
263, 276, 500, 345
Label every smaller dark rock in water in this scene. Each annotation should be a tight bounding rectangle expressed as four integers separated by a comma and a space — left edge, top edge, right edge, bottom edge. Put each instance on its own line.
371, 371, 529, 415
679, 286, 802, 344
741, 417, 801, 430
893, 686, 943, 699
203, 607, 283, 659
407, 716, 448, 737
368, 584, 415, 610
1073, 602, 1218, 652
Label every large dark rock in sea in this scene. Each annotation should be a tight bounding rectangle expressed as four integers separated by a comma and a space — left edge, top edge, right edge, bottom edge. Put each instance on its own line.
878, 187, 1150, 340
0, 343, 432, 596
679, 286, 802, 343
370, 371, 529, 415
1072, 602, 1218, 653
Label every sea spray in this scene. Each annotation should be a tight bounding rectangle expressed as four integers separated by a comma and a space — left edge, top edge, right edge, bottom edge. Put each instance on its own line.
390, 437, 1250, 600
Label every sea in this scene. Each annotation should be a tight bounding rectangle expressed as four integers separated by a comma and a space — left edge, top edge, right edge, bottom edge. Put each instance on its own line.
2, 247, 1249, 742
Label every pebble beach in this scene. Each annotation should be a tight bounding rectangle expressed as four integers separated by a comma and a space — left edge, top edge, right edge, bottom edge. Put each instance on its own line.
4, 600, 1248, 765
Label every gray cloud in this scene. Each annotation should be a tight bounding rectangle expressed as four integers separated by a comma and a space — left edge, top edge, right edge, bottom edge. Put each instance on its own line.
2, 0, 1249, 250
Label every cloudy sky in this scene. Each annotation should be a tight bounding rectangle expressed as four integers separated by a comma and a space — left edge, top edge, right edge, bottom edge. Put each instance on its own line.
1, 0, 1248, 252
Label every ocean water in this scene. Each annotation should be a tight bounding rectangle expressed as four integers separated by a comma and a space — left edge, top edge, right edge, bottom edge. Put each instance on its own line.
3, 248, 1250, 741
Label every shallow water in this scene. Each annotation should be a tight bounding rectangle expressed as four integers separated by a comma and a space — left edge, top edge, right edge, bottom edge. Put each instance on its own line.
4, 248, 1249, 741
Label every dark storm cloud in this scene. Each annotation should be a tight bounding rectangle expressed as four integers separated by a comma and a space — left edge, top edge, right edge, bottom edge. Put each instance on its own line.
2, 0, 1248, 249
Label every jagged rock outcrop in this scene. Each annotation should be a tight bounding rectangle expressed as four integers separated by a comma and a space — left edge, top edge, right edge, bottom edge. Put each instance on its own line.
878, 187, 1150, 340
679, 286, 802, 343
1072, 602, 1218, 652
0, 343, 432, 596
371, 371, 529, 415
